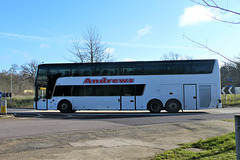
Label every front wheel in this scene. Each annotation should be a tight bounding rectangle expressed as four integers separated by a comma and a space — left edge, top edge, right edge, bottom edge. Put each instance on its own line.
165, 100, 181, 113
71, 110, 77, 113
58, 100, 72, 113
148, 100, 162, 113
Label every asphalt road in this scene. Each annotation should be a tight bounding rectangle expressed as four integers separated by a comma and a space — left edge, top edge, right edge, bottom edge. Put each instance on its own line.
0, 107, 239, 139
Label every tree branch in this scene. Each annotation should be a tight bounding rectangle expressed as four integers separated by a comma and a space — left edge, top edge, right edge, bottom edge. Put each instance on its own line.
211, 16, 240, 24
190, 0, 240, 15
183, 35, 238, 64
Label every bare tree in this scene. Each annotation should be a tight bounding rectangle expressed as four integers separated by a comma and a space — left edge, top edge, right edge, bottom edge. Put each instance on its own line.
162, 52, 192, 60
186, 0, 240, 64
0, 61, 39, 95
68, 26, 113, 63
21, 60, 39, 86
9, 64, 19, 74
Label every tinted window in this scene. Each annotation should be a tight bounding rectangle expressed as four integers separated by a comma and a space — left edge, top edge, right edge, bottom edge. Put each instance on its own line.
48, 66, 71, 79
55, 85, 145, 97
121, 85, 135, 96
36, 66, 48, 85
47, 60, 215, 77
72, 65, 95, 76
120, 64, 143, 75
143, 63, 166, 74
95, 85, 121, 96
95, 64, 120, 76
53, 86, 72, 96
85, 86, 94, 96
72, 86, 85, 96
37, 66, 48, 81
191, 62, 214, 74
135, 85, 145, 95
166, 62, 190, 74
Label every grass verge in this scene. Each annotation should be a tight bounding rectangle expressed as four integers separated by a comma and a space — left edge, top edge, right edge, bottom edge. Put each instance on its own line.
222, 119, 235, 123
222, 94, 240, 107
6, 95, 34, 108
153, 132, 236, 160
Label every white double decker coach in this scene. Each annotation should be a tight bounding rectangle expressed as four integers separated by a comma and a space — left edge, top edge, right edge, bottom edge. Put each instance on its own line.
34, 59, 221, 113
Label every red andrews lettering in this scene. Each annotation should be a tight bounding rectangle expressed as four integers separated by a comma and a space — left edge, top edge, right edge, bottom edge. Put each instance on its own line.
83, 78, 134, 84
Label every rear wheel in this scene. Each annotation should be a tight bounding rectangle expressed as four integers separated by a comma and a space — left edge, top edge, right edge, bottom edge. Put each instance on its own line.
148, 100, 162, 113
165, 100, 181, 113
58, 100, 72, 113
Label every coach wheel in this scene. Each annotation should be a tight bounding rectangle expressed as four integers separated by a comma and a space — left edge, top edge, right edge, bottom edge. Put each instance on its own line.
148, 100, 162, 113
58, 100, 72, 113
71, 110, 77, 113
166, 100, 181, 113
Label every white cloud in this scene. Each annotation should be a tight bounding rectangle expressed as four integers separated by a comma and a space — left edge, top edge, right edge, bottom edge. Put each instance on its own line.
0, 32, 50, 40
137, 24, 152, 38
40, 43, 50, 49
104, 47, 115, 55
179, 5, 215, 27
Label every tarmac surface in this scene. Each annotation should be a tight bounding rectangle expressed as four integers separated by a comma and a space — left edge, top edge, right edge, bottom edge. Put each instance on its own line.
0, 107, 239, 160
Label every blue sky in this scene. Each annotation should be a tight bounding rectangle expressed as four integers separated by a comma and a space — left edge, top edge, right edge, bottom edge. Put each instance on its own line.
1, 0, 240, 71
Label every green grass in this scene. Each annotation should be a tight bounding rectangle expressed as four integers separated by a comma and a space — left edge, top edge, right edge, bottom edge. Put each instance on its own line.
153, 132, 236, 160
222, 119, 235, 123
222, 94, 240, 107
6, 95, 34, 108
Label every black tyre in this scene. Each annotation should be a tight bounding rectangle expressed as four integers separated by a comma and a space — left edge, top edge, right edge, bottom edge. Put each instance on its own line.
71, 110, 77, 113
148, 100, 162, 113
58, 100, 72, 113
165, 100, 181, 113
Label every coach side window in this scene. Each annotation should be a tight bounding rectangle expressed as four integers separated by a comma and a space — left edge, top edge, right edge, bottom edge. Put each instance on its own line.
72, 65, 95, 76
191, 62, 214, 74
143, 63, 166, 75
166, 63, 190, 74
53, 86, 72, 96
121, 64, 143, 75
95, 64, 120, 76
48, 66, 71, 79
121, 85, 135, 96
72, 86, 85, 96
135, 85, 145, 96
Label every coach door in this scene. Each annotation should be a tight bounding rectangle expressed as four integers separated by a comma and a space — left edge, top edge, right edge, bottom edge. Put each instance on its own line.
184, 84, 197, 110
36, 86, 48, 110
121, 85, 135, 110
